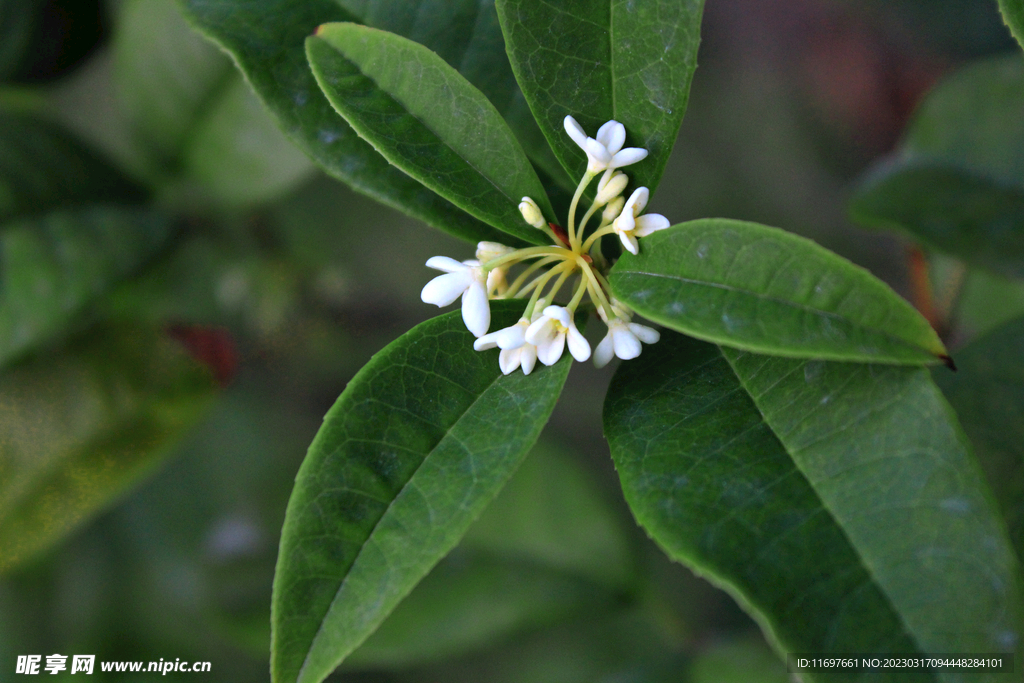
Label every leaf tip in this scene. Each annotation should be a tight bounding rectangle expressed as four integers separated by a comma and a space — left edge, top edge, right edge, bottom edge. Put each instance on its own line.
939, 354, 957, 372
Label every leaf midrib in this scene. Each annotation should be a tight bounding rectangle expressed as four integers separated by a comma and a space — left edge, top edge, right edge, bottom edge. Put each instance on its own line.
615, 268, 935, 358
295, 366, 515, 683
717, 347, 937, 677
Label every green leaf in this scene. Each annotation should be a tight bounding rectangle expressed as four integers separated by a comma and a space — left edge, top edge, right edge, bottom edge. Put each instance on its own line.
1000, 0, 1024, 53
306, 23, 550, 245
271, 301, 570, 683
331, 0, 571, 190
849, 55, 1024, 276
176, 0, 508, 244
346, 547, 596, 668
496, 0, 705, 194
851, 162, 1024, 279
0, 207, 175, 368
605, 332, 1024, 681
0, 111, 144, 223
0, 325, 217, 573
608, 219, 947, 365
935, 315, 1024, 562
0, 0, 41, 82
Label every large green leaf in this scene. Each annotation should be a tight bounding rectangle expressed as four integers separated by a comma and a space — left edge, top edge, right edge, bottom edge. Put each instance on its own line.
608, 219, 947, 364
496, 0, 705, 194
0, 111, 144, 223
0, 325, 217, 573
605, 332, 1023, 682
850, 55, 1024, 276
176, 0, 508, 244
935, 316, 1024, 561
306, 23, 550, 245
332, 0, 569, 189
0, 207, 175, 369
271, 301, 571, 683
1000, 0, 1024, 54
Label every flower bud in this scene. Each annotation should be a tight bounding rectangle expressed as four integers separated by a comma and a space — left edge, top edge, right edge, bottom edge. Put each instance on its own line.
595, 170, 628, 205
602, 196, 625, 223
518, 197, 546, 228
476, 241, 516, 264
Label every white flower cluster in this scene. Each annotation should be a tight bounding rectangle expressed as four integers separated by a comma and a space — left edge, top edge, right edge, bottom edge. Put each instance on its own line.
420, 116, 669, 374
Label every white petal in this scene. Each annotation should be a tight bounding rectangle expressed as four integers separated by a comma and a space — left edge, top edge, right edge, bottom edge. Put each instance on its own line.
595, 120, 625, 155
498, 348, 520, 375
462, 281, 490, 337
624, 187, 649, 215
584, 138, 611, 166
425, 255, 467, 273
566, 324, 591, 362
618, 232, 639, 255
629, 322, 661, 344
542, 305, 571, 327
612, 326, 642, 360
536, 333, 565, 366
421, 271, 470, 306
493, 322, 527, 349
609, 147, 648, 169
634, 213, 670, 237
593, 333, 615, 368
563, 115, 588, 149
525, 317, 557, 346
519, 345, 537, 375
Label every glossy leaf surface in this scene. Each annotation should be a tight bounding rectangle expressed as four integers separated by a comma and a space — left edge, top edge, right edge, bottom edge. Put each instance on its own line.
307, 23, 550, 245
935, 316, 1024, 561
850, 55, 1024, 276
605, 332, 1023, 682
0, 207, 175, 369
0, 326, 216, 573
271, 302, 570, 683
177, 0, 507, 244
608, 219, 947, 364
0, 111, 144, 222
496, 0, 705, 194
1003, 0, 1024, 50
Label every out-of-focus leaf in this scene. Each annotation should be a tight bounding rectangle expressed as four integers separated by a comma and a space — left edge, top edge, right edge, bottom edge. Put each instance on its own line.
851, 162, 1024, 279
306, 23, 550, 245
0, 111, 144, 223
0, 0, 41, 82
0, 207, 176, 368
463, 442, 633, 589
183, 77, 314, 205
958, 268, 1024, 337
114, 0, 233, 166
608, 219, 947, 365
177, 0, 508, 244
850, 55, 1024, 276
346, 548, 596, 668
271, 302, 570, 683
1002, 0, 1024, 50
935, 315, 1024, 561
116, 0, 313, 204
605, 332, 1023, 682
0, 325, 217, 573
687, 639, 788, 683
496, 0, 705, 194
332, 0, 569, 189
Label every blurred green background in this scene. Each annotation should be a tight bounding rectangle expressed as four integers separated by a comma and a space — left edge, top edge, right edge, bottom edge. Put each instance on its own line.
1, 0, 1021, 680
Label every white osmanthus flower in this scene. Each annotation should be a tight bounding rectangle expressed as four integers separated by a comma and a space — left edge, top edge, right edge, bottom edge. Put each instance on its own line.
611, 187, 671, 255
420, 256, 490, 337
525, 305, 591, 366
419, 116, 667, 375
593, 316, 661, 368
563, 116, 648, 173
